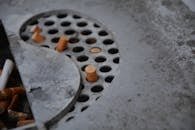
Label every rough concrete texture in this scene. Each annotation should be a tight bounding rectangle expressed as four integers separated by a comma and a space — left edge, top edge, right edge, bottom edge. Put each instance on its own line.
0, 0, 195, 130
9, 38, 81, 128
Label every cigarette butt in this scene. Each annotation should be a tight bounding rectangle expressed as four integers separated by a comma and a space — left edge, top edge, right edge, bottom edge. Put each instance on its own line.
8, 110, 29, 121
30, 25, 42, 33
10, 87, 25, 95
32, 32, 45, 43
8, 95, 19, 110
0, 120, 6, 129
55, 35, 68, 52
0, 100, 9, 114
85, 65, 98, 82
0, 87, 25, 100
17, 119, 34, 127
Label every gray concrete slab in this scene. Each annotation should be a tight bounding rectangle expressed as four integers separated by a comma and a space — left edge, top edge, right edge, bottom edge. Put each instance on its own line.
0, 0, 195, 130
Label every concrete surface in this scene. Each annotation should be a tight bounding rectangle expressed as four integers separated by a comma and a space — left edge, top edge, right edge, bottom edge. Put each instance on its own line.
0, 0, 195, 130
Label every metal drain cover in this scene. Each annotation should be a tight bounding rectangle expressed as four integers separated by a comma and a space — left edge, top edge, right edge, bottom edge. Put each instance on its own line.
9, 37, 81, 127
19, 9, 120, 124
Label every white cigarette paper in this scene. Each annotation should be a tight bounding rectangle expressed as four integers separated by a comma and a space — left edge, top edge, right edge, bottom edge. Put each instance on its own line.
0, 59, 14, 90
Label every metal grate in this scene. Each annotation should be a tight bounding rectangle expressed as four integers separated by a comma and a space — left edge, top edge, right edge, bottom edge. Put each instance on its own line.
19, 9, 120, 123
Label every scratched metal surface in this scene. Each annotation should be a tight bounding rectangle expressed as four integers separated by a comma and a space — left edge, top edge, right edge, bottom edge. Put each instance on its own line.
0, 0, 195, 130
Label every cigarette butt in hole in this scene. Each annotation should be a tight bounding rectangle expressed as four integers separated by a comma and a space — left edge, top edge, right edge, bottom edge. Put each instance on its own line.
8, 95, 19, 111
8, 110, 29, 120
55, 35, 69, 52
0, 100, 9, 115
30, 25, 42, 33
85, 65, 98, 82
0, 87, 25, 100
32, 32, 45, 43
17, 119, 35, 127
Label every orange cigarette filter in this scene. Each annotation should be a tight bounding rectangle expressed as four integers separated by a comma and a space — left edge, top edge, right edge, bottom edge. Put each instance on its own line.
8, 110, 29, 120
30, 25, 42, 33
85, 65, 98, 82
0, 100, 9, 115
10, 87, 25, 95
32, 32, 45, 43
55, 35, 69, 52
8, 95, 19, 111
17, 119, 34, 127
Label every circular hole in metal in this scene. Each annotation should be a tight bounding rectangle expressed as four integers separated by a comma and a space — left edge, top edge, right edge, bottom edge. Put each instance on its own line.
57, 14, 67, 18
103, 39, 114, 45
98, 30, 108, 36
81, 106, 89, 112
73, 15, 81, 19
95, 56, 106, 63
69, 37, 79, 44
81, 30, 92, 36
44, 21, 55, 26
65, 29, 76, 35
41, 45, 49, 48
77, 22, 88, 27
90, 47, 102, 53
66, 54, 71, 58
91, 85, 104, 93
100, 66, 112, 73
51, 37, 60, 43
68, 106, 75, 113
77, 94, 89, 102
29, 20, 38, 25
105, 75, 114, 83
94, 23, 100, 28
61, 21, 71, 27
77, 55, 89, 62
113, 57, 119, 64
72, 46, 84, 53
66, 116, 74, 122
95, 96, 100, 101
81, 65, 88, 71
48, 29, 58, 34
80, 84, 85, 90
21, 34, 29, 41
108, 48, 119, 54
86, 38, 97, 44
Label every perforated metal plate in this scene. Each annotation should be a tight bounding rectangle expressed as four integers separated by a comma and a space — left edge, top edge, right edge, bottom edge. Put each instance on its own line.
19, 9, 120, 122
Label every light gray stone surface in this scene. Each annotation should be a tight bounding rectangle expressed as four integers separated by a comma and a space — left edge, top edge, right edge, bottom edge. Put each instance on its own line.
1, 0, 195, 130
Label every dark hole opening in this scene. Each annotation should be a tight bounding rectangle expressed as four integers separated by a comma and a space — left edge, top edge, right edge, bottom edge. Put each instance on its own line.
51, 37, 60, 43
77, 22, 88, 27
72, 46, 84, 53
108, 48, 119, 54
91, 85, 104, 93
100, 66, 112, 73
66, 116, 74, 122
21, 35, 29, 41
98, 30, 108, 36
86, 38, 97, 44
94, 23, 100, 28
105, 75, 114, 83
77, 94, 89, 102
48, 29, 58, 34
103, 39, 114, 45
73, 15, 81, 19
77, 55, 89, 62
81, 106, 89, 112
65, 29, 76, 35
44, 21, 55, 26
57, 14, 67, 18
61, 21, 71, 27
81, 30, 92, 36
113, 57, 119, 64
95, 56, 106, 63
41, 45, 50, 48
69, 37, 79, 44
29, 20, 38, 25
